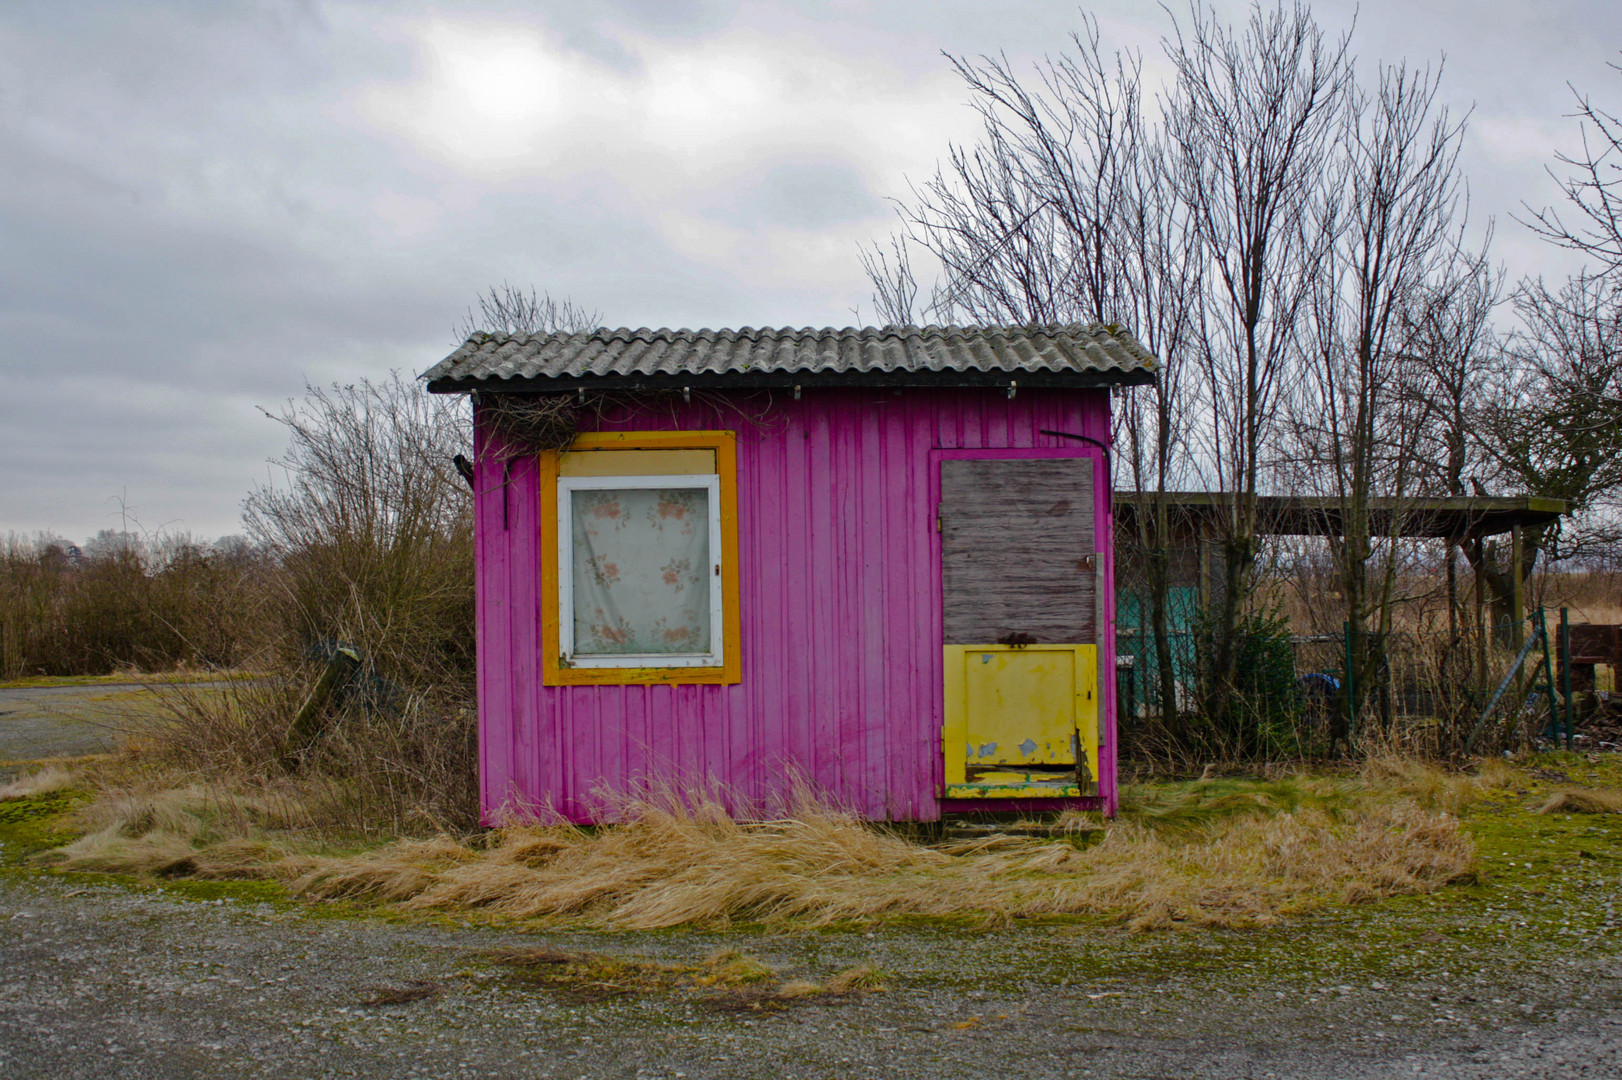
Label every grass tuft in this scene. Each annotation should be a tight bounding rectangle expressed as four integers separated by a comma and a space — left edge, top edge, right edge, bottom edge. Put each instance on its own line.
268, 785, 1474, 931
1536, 787, 1622, 815
480, 946, 887, 1011
484, 946, 771, 1002
0, 766, 75, 801
360, 980, 443, 1007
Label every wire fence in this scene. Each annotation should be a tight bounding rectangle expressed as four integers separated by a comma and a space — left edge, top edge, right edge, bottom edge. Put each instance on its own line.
1116, 609, 1600, 761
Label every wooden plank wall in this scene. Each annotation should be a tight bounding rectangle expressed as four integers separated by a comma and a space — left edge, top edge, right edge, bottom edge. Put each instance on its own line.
940, 457, 1096, 645
473, 386, 1116, 822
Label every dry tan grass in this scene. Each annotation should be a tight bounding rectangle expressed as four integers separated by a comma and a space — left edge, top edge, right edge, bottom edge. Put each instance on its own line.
0, 765, 75, 801
1361, 756, 1486, 816
40, 774, 1478, 932
48, 780, 335, 877
274, 788, 1473, 931
1536, 788, 1622, 815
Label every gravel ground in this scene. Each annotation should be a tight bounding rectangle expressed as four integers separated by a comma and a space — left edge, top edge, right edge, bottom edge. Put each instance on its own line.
4, 687, 1619, 1076
2, 868, 1620, 1080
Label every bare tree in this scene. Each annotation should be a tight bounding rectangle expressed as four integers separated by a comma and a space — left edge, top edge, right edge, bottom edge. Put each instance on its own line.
1402, 240, 1503, 501
860, 235, 921, 325
1477, 272, 1622, 587
1114, 138, 1202, 732
1520, 58, 1622, 275
1288, 58, 1468, 732
875, 14, 1142, 326
1399, 240, 1503, 663
1160, 0, 1351, 723
454, 282, 601, 343
862, 16, 1212, 734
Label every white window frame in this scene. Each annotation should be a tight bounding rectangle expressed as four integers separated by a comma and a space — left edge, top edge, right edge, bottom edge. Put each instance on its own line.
557, 473, 724, 669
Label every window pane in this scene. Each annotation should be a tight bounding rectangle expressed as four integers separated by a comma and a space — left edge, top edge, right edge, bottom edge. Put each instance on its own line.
570, 487, 711, 656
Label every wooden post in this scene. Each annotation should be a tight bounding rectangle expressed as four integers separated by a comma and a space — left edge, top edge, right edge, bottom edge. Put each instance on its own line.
1561, 608, 1574, 749
1445, 542, 1458, 640
284, 646, 361, 766
1510, 524, 1525, 650
1472, 536, 1488, 691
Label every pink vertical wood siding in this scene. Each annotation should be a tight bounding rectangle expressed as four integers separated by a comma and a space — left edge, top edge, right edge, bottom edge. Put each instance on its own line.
473, 387, 1118, 823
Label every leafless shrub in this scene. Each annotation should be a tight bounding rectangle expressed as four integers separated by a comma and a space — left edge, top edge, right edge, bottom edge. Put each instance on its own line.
112, 674, 477, 834
79, 372, 484, 832
453, 282, 600, 343
243, 372, 474, 697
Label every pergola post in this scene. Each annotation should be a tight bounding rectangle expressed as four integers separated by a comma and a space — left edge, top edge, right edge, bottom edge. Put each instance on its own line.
1472, 535, 1488, 689
1510, 523, 1525, 650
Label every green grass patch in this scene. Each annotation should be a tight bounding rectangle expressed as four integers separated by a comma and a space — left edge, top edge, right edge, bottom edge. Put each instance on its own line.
152, 877, 290, 904
0, 671, 265, 690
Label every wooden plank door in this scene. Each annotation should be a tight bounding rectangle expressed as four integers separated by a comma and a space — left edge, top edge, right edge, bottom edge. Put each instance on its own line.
939, 456, 1099, 793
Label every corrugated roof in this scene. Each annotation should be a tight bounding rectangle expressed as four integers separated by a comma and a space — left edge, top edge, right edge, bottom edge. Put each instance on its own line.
423, 324, 1157, 392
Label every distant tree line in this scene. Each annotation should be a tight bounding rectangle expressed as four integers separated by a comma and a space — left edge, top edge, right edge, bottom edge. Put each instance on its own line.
0, 531, 264, 678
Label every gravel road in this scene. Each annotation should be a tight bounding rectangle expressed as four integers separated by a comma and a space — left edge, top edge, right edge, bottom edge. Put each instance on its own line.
4, 683, 1619, 1077
0, 684, 130, 769
3, 868, 1619, 1079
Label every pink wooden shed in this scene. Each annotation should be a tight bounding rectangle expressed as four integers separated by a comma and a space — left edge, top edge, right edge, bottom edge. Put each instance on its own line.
424, 325, 1157, 823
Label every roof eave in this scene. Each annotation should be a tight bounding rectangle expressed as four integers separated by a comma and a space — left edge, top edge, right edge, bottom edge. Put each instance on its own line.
425, 368, 1157, 395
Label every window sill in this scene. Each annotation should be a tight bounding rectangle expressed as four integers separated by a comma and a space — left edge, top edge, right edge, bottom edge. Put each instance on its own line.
545, 665, 733, 687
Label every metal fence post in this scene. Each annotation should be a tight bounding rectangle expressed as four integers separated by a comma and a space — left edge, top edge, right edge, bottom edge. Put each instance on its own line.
1561, 607, 1574, 750
1344, 620, 1357, 742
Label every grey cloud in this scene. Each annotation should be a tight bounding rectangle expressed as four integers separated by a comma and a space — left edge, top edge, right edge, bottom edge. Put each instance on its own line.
1, 0, 1618, 541
708, 161, 885, 230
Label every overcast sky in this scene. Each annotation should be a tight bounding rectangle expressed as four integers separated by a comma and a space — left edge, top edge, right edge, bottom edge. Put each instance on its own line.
0, 0, 1615, 542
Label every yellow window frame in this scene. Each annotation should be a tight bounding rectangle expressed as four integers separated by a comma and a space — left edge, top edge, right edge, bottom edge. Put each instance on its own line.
539, 430, 741, 686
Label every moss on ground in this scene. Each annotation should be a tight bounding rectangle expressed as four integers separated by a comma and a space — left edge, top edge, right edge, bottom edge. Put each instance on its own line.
0, 789, 90, 860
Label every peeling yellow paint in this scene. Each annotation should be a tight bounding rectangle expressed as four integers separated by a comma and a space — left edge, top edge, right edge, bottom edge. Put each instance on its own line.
942, 644, 1097, 797
943, 781, 1084, 799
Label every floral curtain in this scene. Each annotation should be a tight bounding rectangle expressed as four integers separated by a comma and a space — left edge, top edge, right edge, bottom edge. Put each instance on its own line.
569, 487, 711, 656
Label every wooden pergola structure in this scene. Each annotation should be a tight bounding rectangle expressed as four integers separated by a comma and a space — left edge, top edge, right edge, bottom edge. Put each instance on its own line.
1114, 493, 1569, 645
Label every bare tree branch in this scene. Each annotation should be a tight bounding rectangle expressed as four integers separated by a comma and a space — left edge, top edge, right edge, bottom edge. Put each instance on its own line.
1517, 59, 1622, 274
454, 283, 601, 343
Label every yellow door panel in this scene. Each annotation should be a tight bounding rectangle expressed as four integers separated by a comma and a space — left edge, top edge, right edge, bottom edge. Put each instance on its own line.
943, 644, 1097, 796
963, 648, 1076, 765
